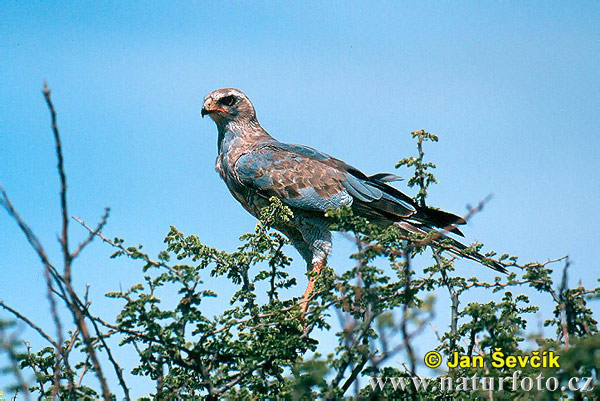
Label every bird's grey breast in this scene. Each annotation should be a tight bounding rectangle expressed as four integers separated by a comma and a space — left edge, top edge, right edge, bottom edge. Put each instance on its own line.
215, 129, 248, 181
215, 130, 266, 217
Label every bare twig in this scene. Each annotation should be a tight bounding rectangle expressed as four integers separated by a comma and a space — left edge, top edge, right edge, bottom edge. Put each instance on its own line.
73, 215, 180, 275
42, 83, 113, 401
71, 208, 110, 259
42, 82, 70, 270
0, 186, 67, 400
0, 301, 57, 347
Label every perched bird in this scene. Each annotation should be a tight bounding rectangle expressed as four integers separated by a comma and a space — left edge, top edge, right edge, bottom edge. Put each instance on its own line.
201, 88, 506, 312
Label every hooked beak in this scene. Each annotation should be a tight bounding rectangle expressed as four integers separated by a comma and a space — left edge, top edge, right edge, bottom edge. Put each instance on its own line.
201, 98, 227, 118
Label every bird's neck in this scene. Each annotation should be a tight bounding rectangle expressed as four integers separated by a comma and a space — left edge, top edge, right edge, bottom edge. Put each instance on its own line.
217, 119, 273, 155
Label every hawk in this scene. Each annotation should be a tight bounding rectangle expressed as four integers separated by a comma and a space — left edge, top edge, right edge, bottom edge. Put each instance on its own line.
201, 88, 505, 313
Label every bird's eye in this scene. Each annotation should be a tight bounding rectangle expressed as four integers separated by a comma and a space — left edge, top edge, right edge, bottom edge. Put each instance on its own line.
219, 95, 236, 107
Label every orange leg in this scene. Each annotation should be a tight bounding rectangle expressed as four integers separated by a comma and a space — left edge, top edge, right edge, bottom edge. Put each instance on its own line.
300, 262, 323, 316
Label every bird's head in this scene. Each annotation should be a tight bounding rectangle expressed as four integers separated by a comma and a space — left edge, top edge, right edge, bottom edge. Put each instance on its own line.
201, 88, 256, 126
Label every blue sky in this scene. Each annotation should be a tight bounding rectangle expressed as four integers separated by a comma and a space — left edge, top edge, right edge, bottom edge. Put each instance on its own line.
1, 2, 599, 398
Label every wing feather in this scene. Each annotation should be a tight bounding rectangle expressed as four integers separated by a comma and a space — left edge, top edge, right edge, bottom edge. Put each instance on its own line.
235, 143, 352, 212
234, 141, 459, 231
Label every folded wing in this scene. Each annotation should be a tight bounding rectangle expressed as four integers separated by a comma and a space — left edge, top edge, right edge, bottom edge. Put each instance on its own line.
234, 141, 453, 229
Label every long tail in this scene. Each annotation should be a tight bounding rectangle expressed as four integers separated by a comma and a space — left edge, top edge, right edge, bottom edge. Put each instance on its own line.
394, 221, 507, 274
355, 172, 506, 273
441, 235, 507, 273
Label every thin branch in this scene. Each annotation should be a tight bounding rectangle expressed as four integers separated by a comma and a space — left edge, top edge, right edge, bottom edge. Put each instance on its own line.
0, 301, 58, 347
340, 353, 369, 394
558, 257, 571, 349
24, 341, 46, 399
42, 82, 113, 401
0, 186, 67, 400
0, 187, 53, 271
45, 268, 64, 401
71, 208, 110, 259
433, 250, 459, 350
214, 358, 272, 394
84, 304, 131, 401
267, 241, 285, 301
42, 82, 70, 270
73, 215, 179, 275
400, 245, 417, 391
